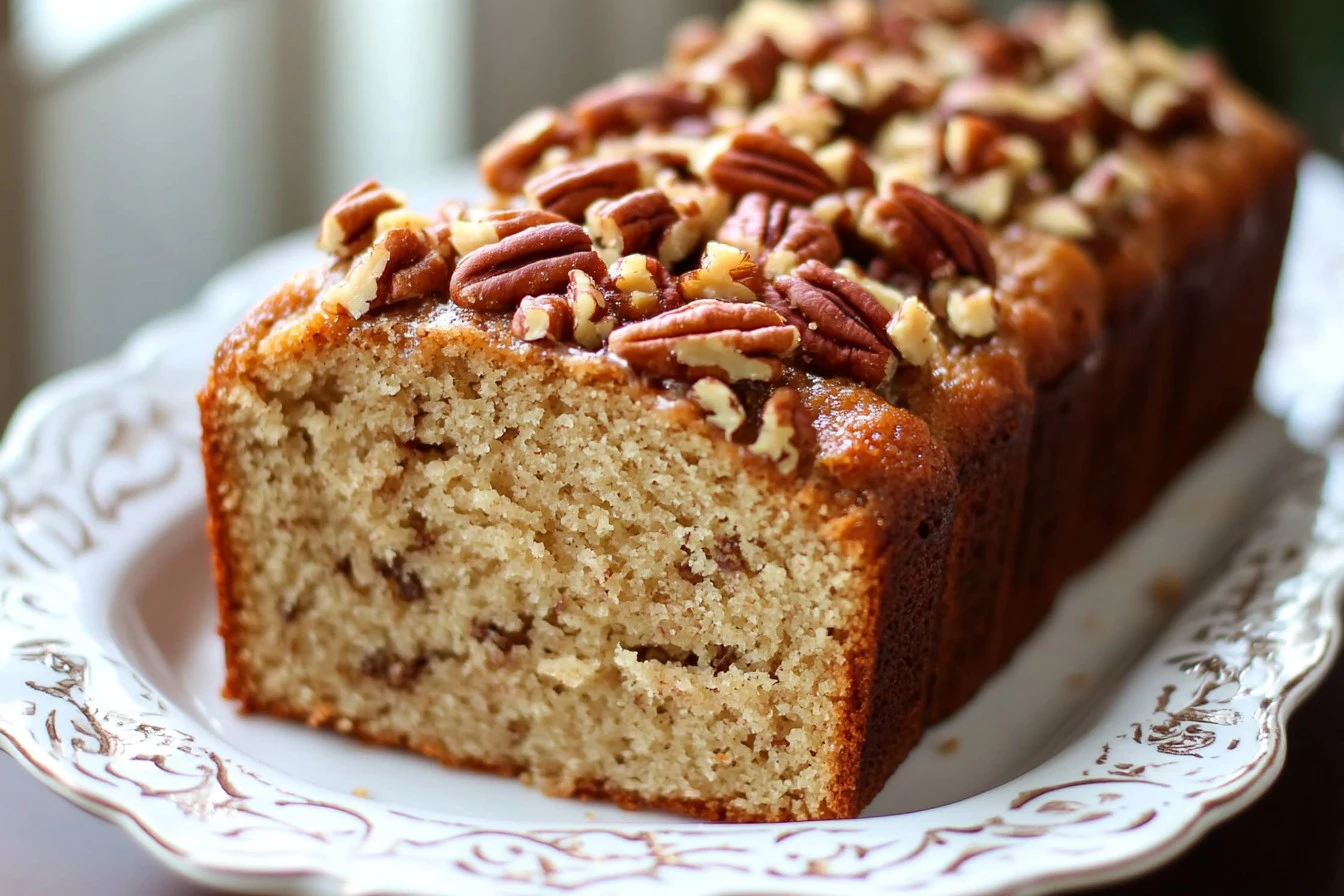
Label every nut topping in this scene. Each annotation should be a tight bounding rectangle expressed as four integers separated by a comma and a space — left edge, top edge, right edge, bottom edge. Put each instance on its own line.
770, 260, 897, 385
940, 114, 1007, 177
689, 377, 747, 437
748, 388, 813, 475
324, 227, 451, 319
571, 79, 710, 139
887, 294, 940, 366
449, 208, 567, 258
524, 157, 642, 222
607, 300, 799, 383
813, 138, 877, 190
511, 295, 573, 342
566, 269, 617, 349
858, 184, 998, 285
705, 129, 836, 205
449, 221, 607, 312
479, 108, 579, 194
938, 79, 1086, 179
318, 180, 408, 257
679, 241, 768, 303
588, 188, 680, 258
934, 278, 999, 338
716, 192, 842, 279
609, 254, 682, 320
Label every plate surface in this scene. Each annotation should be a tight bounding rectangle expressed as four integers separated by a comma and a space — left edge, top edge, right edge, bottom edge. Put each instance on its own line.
3, 158, 1344, 896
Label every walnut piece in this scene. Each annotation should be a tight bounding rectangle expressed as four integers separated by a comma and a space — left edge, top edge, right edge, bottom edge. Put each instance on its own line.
511, 295, 573, 342
479, 108, 578, 194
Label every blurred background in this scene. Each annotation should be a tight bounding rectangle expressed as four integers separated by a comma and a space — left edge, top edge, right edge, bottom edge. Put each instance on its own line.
0, 0, 1340, 425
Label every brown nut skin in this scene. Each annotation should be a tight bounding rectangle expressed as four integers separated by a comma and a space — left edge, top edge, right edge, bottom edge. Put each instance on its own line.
571, 80, 710, 139
717, 193, 843, 275
511, 294, 574, 342
523, 157, 642, 223
607, 299, 800, 384
938, 78, 1087, 180
861, 184, 998, 286
318, 180, 405, 257
768, 261, 897, 386
479, 108, 580, 194
590, 188, 680, 257
449, 221, 607, 312
706, 130, 837, 206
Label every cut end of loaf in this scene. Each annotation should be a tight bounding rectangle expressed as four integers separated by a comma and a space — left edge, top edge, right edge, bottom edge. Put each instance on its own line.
200, 288, 947, 822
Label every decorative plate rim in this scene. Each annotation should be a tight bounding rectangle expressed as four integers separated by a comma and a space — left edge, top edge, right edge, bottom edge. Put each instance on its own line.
2, 158, 1343, 896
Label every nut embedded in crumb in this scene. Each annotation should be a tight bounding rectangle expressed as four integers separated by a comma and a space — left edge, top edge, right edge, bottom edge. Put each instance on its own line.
748, 388, 810, 474
690, 378, 747, 438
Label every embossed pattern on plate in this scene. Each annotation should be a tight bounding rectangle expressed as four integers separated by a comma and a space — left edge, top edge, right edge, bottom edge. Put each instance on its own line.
1, 158, 1343, 896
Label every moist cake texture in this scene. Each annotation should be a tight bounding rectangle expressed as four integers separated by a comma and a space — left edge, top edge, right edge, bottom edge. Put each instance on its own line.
201, 0, 1302, 821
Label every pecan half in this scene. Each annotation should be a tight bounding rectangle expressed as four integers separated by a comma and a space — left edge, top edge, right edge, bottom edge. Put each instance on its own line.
324, 226, 451, 319
748, 388, 815, 475
769, 261, 896, 386
858, 184, 997, 285
449, 221, 606, 312
705, 130, 836, 205
717, 193, 842, 279
511, 295, 573, 343
588, 188, 680, 258
571, 79, 710, 139
523, 157, 642, 222
609, 254, 683, 320
318, 180, 407, 257
607, 300, 799, 383
479, 108, 579, 194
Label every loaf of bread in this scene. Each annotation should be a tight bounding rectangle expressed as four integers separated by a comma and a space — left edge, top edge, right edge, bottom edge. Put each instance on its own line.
200, 0, 1302, 821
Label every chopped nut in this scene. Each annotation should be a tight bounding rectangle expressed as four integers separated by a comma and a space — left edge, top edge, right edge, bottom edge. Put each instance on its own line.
511, 294, 573, 342
679, 241, 767, 303
324, 227, 450, 318
943, 168, 1016, 224
1072, 152, 1150, 210
748, 388, 813, 475
1024, 196, 1096, 239
324, 240, 390, 318
746, 95, 843, 151
942, 115, 1006, 177
888, 296, 939, 365
450, 218, 501, 257
372, 208, 432, 240
318, 180, 408, 257
567, 269, 616, 349
942, 280, 998, 338
608, 253, 682, 320
689, 377, 747, 438
725, 0, 824, 61
812, 138, 876, 190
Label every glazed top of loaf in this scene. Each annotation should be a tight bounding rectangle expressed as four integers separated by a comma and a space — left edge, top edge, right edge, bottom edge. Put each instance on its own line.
240, 0, 1301, 480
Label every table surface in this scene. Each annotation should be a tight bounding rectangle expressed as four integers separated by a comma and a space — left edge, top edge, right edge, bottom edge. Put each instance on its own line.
4, 652, 1344, 896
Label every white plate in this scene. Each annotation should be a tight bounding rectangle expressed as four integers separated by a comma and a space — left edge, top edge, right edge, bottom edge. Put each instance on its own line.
3, 158, 1344, 896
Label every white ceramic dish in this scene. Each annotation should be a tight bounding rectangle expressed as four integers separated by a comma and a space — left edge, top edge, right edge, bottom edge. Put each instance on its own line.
3, 157, 1344, 896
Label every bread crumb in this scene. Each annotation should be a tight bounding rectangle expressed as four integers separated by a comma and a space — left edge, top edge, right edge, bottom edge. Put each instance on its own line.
936, 737, 960, 756
1148, 572, 1185, 606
